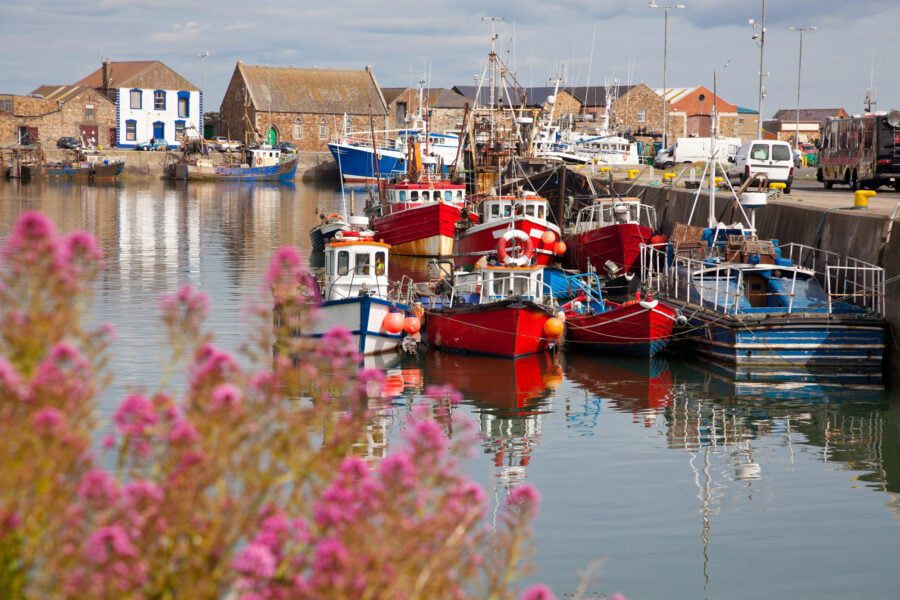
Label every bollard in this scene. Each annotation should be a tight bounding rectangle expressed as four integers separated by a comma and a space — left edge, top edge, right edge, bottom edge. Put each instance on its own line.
714, 177, 724, 187
854, 189, 876, 209
599, 166, 609, 173
663, 172, 676, 183
627, 169, 640, 180
769, 182, 786, 195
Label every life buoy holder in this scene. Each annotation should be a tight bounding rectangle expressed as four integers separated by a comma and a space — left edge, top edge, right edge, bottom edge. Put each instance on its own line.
254, 156, 263, 167
496, 229, 535, 266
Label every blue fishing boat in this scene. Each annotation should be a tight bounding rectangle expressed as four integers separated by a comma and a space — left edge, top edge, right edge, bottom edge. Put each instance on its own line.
643, 198, 887, 371
167, 146, 297, 181
328, 130, 458, 183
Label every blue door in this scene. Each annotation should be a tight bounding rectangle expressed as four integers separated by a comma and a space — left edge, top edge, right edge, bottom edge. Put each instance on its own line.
153, 121, 165, 139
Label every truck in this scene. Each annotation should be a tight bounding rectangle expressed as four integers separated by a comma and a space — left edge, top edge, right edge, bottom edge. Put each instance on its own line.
817, 111, 900, 191
654, 137, 742, 169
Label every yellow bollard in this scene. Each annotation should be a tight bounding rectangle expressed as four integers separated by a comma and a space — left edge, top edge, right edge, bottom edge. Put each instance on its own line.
627, 169, 640, 180
663, 172, 676, 182
854, 189, 876, 209
714, 177, 724, 187
769, 182, 786, 191
599, 166, 610, 173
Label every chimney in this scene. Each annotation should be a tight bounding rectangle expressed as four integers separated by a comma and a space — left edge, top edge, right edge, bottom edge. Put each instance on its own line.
102, 58, 111, 92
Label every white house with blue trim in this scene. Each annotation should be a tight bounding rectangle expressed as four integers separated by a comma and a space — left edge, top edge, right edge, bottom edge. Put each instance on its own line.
74, 59, 202, 149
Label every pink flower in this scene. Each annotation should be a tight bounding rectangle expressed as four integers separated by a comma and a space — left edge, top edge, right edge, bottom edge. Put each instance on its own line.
379, 452, 417, 488
520, 584, 557, 600
12, 210, 55, 242
160, 285, 209, 332
406, 418, 446, 457
64, 230, 103, 266
32, 407, 66, 436
610, 594, 628, 600
211, 383, 242, 411
357, 367, 385, 396
232, 542, 276, 579
169, 419, 199, 444
267, 246, 309, 288
507, 484, 541, 518
425, 384, 463, 405
77, 469, 119, 504
0, 358, 27, 398
190, 344, 238, 388
123, 480, 164, 505
312, 538, 349, 584
114, 394, 157, 436
84, 525, 138, 563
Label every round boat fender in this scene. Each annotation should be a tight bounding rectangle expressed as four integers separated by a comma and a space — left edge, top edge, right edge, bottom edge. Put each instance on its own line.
639, 298, 659, 309
255, 156, 263, 167
496, 229, 534, 266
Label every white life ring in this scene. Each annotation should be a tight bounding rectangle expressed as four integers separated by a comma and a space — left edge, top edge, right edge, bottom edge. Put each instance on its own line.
496, 229, 534, 266
255, 156, 263, 166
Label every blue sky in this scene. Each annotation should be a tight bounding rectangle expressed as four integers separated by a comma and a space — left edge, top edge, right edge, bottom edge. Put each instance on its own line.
2, 0, 897, 118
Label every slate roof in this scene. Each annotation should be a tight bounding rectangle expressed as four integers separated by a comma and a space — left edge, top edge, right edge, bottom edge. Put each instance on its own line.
30, 85, 112, 104
452, 85, 571, 108
571, 85, 636, 107
238, 64, 387, 115
75, 61, 199, 91
771, 108, 848, 122
381, 87, 467, 109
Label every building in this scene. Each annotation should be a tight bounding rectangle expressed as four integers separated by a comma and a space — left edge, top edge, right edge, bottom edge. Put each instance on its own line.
219, 63, 388, 151
381, 87, 467, 133
0, 86, 116, 148
771, 107, 849, 143
608, 83, 683, 141
735, 107, 760, 140
451, 85, 583, 118
74, 59, 202, 149
570, 85, 635, 128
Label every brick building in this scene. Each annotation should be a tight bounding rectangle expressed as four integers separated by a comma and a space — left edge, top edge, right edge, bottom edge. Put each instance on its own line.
219, 63, 388, 151
771, 107, 849, 143
0, 86, 116, 148
382, 87, 467, 133
735, 107, 760, 140
74, 60, 202, 149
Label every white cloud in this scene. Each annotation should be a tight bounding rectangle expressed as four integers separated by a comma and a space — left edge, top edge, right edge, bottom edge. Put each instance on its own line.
225, 20, 256, 31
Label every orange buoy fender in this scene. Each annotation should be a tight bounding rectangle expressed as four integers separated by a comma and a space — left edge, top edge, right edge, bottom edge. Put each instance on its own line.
496, 229, 535, 266
543, 317, 565, 338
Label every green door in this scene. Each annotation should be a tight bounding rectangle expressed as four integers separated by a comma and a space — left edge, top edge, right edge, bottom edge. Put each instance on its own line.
267, 126, 277, 146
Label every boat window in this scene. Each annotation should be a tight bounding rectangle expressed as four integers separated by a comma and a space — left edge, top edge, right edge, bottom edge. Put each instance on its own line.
337, 251, 349, 276
537, 205, 545, 219
491, 203, 500, 217
512, 275, 529, 296
355, 253, 370, 276
444, 191, 453, 201
325, 253, 331, 275
456, 191, 463, 200
525, 205, 535, 217
503, 204, 512, 217
411, 191, 419, 201
375, 251, 386, 276
750, 144, 769, 160
398, 190, 406, 202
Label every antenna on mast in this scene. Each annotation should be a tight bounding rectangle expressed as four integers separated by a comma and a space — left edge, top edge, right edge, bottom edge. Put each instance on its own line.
864, 48, 876, 113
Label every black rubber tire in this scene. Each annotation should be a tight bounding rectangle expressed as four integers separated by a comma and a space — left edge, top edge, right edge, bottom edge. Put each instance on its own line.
783, 185, 791, 194
849, 175, 859, 192
824, 180, 833, 189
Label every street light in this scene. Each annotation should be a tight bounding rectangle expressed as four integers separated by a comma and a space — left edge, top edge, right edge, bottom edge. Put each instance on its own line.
648, 1, 686, 149
788, 26, 816, 150
198, 51, 210, 92
749, 0, 767, 138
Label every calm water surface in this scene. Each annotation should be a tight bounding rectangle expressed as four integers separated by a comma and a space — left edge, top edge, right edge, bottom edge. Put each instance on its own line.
2, 179, 899, 599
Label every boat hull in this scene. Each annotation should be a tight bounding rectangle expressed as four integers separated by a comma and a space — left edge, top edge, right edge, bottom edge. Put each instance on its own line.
374, 202, 463, 257
23, 161, 124, 180
455, 218, 560, 267
296, 296, 407, 355
565, 223, 653, 274
328, 141, 456, 182
679, 307, 886, 369
169, 155, 298, 181
565, 300, 676, 358
309, 221, 349, 252
425, 300, 552, 357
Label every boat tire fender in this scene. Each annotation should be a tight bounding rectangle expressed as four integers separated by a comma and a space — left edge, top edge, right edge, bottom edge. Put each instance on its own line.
497, 229, 534, 266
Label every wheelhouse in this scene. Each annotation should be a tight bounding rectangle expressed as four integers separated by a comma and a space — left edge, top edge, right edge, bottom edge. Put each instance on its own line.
451, 265, 552, 305
384, 181, 466, 205
322, 237, 391, 300
480, 194, 550, 224
246, 147, 283, 168
572, 198, 656, 234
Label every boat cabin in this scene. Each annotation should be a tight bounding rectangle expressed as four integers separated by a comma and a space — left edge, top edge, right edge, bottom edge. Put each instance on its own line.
451, 265, 551, 305
322, 234, 391, 300
571, 198, 656, 234
246, 147, 283, 168
385, 181, 466, 206
480, 194, 550, 224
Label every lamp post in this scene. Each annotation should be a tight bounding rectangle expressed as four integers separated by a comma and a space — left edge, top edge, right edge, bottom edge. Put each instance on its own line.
198, 51, 209, 92
648, 1, 686, 149
749, 0, 767, 138
788, 26, 816, 150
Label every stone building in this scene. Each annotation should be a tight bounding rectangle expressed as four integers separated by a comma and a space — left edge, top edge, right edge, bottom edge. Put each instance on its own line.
0, 86, 116, 147
74, 60, 202, 149
219, 63, 388, 151
381, 87, 467, 133
570, 85, 635, 129
734, 107, 760, 140
451, 86, 583, 119
608, 83, 683, 142
771, 107, 849, 143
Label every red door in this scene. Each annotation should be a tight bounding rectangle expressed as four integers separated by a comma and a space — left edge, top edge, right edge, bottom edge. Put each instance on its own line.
79, 125, 99, 148
109, 128, 117, 147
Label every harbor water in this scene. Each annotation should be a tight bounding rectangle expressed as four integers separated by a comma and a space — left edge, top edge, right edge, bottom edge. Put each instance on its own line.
1, 179, 898, 599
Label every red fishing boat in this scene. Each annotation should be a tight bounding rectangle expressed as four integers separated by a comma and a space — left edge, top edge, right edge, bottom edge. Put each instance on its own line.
424, 264, 563, 357
564, 198, 658, 274
372, 179, 471, 256
559, 273, 678, 358
454, 193, 564, 268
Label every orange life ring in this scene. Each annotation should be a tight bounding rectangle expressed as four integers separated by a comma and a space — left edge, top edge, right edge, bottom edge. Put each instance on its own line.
496, 229, 535, 266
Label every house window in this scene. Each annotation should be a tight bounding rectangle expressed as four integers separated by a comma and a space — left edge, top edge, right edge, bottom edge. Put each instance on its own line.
175, 120, 186, 140
84, 104, 95, 120
130, 89, 142, 110
293, 118, 302, 139
125, 120, 137, 141
154, 90, 166, 111
637, 109, 646, 123
177, 92, 190, 118
319, 120, 327, 140
0, 98, 12, 113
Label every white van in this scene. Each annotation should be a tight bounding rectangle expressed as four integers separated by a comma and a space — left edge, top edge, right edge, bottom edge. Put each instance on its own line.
727, 139, 795, 193
655, 137, 742, 169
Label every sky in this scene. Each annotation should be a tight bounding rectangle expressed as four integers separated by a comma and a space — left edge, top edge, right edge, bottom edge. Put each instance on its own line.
2, 0, 898, 119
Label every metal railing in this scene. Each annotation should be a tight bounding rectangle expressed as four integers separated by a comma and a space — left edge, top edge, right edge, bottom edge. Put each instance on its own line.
447, 273, 558, 309
782, 243, 885, 314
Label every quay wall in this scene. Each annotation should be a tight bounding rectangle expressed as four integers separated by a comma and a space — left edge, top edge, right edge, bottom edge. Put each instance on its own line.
38, 149, 337, 181
610, 180, 900, 376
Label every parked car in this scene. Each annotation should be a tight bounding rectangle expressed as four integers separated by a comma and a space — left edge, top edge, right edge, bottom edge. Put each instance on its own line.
726, 139, 795, 194
276, 142, 298, 154
56, 136, 80, 150
212, 137, 242, 152
136, 138, 168, 151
